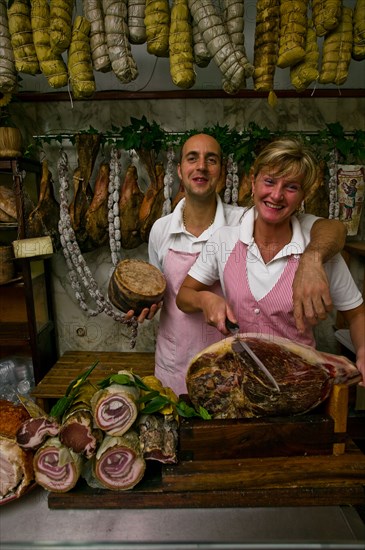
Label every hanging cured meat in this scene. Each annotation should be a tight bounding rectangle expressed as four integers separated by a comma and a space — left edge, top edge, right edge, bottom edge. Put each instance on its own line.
119, 163, 144, 249
27, 159, 61, 249
85, 161, 110, 248
69, 133, 101, 251
139, 162, 165, 242
186, 334, 361, 419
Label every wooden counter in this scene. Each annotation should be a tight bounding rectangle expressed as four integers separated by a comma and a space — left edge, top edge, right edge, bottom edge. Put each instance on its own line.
31, 350, 155, 411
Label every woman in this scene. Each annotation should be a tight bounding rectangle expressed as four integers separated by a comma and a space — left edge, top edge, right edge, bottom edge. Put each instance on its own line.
176, 137, 365, 386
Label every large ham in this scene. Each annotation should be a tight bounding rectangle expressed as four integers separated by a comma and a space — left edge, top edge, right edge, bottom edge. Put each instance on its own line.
0, 400, 34, 503
186, 334, 361, 419
27, 159, 61, 249
69, 133, 101, 250
85, 162, 110, 248
119, 164, 144, 249
139, 162, 165, 242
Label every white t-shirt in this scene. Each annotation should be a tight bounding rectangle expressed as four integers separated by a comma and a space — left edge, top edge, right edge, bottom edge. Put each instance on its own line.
189, 207, 363, 312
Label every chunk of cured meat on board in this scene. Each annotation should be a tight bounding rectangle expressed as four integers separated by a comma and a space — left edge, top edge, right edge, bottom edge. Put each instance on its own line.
186, 334, 361, 419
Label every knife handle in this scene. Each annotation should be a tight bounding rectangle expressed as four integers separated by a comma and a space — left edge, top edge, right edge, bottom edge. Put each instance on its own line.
225, 318, 240, 332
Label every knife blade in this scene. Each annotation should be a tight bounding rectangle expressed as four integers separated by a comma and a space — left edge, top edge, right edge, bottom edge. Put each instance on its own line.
225, 319, 280, 392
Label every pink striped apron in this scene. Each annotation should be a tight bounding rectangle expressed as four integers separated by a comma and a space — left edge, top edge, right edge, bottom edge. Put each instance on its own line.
224, 241, 315, 346
154, 249, 224, 396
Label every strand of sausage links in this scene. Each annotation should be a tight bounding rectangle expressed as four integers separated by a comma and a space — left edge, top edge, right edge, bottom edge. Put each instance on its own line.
108, 146, 122, 266
57, 148, 138, 346
162, 146, 174, 215
224, 154, 239, 206
328, 149, 340, 220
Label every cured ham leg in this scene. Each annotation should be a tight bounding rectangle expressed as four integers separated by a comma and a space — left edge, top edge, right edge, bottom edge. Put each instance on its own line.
85, 162, 110, 248
91, 430, 146, 490
69, 133, 101, 250
27, 159, 61, 249
91, 371, 140, 436
33, 437, 84, 493
119, 164, 144, 249
139, 162, 165, 242
187, 334, 362, 419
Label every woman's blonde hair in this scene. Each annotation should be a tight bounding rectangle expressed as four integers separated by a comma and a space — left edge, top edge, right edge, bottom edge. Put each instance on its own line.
252, 137, 319, 197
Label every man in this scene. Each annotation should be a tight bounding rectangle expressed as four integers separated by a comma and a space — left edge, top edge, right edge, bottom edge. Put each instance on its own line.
135, 133, 347, 395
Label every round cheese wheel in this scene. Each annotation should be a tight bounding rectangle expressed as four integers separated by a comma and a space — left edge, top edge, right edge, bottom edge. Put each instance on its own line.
108, 259, 166, 315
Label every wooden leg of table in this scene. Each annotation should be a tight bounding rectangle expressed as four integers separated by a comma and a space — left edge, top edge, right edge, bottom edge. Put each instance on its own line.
325, 384, 349, 455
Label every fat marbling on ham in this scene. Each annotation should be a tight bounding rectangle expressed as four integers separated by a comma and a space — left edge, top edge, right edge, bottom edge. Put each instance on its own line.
186, 333, 362, 419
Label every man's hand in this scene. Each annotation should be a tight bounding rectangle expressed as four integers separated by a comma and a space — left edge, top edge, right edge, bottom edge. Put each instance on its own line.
293, 255, 333, 333
124, 302, 162, 323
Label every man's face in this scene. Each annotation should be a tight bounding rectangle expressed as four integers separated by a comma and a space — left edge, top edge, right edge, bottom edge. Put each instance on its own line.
177, 134, 222, 201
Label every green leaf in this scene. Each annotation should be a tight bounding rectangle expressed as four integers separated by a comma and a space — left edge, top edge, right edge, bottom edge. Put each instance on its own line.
175, 400, 212, 419
140, 395, 171, 414
49, 396, 73, 419
137, 391, 160, 403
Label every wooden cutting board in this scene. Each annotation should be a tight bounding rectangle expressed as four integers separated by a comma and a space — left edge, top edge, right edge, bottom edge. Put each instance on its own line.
48, 441, 365, 509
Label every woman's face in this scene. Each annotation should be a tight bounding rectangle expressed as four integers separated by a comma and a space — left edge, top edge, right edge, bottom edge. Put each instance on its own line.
252, 168, 305, 226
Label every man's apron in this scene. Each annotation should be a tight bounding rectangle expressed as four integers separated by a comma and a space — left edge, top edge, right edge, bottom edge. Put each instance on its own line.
154, 248, 223, 396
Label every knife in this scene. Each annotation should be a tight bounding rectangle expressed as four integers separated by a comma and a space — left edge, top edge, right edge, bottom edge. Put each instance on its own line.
225, 319, 280, 392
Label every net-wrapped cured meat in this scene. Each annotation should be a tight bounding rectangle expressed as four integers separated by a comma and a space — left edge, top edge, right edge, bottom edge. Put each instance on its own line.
91, 370, 140, 436
30, 0, 68, 88
188, 0, 253, 94
319, 6, 353, 85
352, 0, 365, 61
186, 334, 362, 419
128, 0, 147, 44
7, 0, 40, 75
83, 0, 111, 71
169, 0, 196, 89
103, 0, 139, 82
311, 0, 341, 37
277, 0, 307, 69
252, 0, 280, 105
68, 16, 96, 99
290, 19, 319, 92
49, 0, 73, 55
145, 0, 170, 56
33, 436, 84, 492
0, 0, 17, 93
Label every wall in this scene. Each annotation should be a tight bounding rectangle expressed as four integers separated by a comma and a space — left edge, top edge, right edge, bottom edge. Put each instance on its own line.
9, 95, 365, 356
